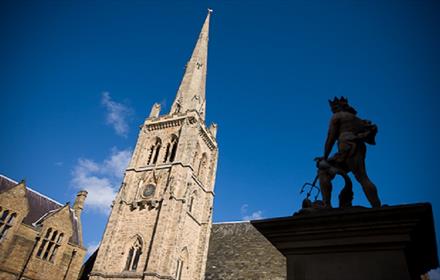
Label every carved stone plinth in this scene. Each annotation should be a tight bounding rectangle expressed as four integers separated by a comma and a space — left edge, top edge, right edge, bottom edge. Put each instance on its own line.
251, 203, 438, 280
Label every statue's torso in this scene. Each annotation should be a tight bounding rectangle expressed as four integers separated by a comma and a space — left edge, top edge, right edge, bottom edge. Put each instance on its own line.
332, 111, 365, 141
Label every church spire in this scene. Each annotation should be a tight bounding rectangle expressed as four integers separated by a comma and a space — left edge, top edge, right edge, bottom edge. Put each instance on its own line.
170, 9, 212, 120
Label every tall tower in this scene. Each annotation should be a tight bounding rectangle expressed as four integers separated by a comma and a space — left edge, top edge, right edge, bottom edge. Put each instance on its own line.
89, 10, 218, 280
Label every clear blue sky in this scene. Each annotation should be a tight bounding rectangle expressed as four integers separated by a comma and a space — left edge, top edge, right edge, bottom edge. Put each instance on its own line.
1, 0, 439, 264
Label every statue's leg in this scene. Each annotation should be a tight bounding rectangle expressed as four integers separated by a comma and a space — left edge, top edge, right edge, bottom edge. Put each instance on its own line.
318, 170, 333, 208
338, 173, 353, 208
351, 144, 381, 208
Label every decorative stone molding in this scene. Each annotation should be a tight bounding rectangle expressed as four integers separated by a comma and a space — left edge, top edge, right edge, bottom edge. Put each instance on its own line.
143, 272, 175, 279
198, 126, 216, 151
146, 118, 184, 131
191, 174, 215, 195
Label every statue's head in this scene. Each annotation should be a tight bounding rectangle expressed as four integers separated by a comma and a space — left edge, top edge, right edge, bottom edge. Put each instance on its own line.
328, 96, 357, 114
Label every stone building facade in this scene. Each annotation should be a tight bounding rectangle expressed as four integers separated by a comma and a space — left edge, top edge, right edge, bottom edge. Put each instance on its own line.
0, 174, 87, 280
88, 10, 218, 280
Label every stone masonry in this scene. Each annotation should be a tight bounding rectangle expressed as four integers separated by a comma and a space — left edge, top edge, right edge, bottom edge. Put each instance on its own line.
0, 175, 87, 280
88, 10, 218, 280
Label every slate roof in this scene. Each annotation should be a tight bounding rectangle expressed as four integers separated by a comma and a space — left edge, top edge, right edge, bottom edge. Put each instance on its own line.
205, 221, 286, 280
0, 174, 81, 246
80, 221, 286, 280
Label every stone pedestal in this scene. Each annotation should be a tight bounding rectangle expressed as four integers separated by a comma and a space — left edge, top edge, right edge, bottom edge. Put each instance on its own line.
251, 203, 438, 280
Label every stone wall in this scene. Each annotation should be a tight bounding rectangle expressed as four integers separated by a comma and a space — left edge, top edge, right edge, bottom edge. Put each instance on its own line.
0, 177, 86, 280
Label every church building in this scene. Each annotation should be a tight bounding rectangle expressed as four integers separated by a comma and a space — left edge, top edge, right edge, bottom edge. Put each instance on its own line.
87, 10, 219, 280
80, 10, 290, 280
0, 175, 88, 280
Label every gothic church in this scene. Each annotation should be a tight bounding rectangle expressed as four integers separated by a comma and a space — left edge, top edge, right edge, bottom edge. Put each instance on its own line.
0, 10, 286, 280
80, 10, 288, 280
87, 10, 219, 280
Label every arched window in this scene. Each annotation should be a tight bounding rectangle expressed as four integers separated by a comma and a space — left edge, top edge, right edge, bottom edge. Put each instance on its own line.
175, 259, 183, 280
169, 135, 178, 162
125, 237, 142, 271
36, 228, 63, 262
0, 210, 16, 241
197, 153, 208, 179
192, 151, 199, 168
164, 135, 179, 163
147, 146, 155, 165
163, 143, 171, 163
147, 138, 162, 165
188, 191, 197, 214
49, 233, 63, 262
175, 248, 188, 280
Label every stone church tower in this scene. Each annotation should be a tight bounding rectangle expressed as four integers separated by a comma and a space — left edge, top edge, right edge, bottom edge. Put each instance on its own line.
89, 10, 218, 280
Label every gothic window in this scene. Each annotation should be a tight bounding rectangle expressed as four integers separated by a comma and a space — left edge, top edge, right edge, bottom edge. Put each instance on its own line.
175, 259, 184, 280
163, 143, 171, 163
192, 151, 199, 168
175, 248, 188, 280
0, 209, 9, 222
147, 146, 155, 165
125, 238, 142, 271
169, 135, 178, 162
0, 208, 16, 241
188, 191, 196, 214
197, 153, 208, 180
147, 138, 162, 165
206, 156, 215, 185
36, 228, 63, 263
163, 135, 179, 163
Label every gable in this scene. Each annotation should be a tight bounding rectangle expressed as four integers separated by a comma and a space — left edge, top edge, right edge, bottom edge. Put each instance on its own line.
0, 174, 81, 246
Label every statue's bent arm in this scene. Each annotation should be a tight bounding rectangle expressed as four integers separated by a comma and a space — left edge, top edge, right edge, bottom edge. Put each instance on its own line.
324, 115, 339, 160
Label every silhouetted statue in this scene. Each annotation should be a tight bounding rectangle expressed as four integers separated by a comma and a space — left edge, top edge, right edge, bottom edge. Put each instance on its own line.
316, 97, 381, 208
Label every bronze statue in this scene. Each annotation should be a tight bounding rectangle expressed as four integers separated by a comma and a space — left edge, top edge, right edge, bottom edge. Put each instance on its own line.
316, 97, 381, 208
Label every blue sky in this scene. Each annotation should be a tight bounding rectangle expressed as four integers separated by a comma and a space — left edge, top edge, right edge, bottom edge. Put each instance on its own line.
1, 0, 439, 273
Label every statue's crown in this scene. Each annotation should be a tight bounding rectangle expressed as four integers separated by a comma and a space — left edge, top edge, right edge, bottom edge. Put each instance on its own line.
329, 96, 348, 107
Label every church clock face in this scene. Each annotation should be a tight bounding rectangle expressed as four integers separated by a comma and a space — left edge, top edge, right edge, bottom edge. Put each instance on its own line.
142, 184, 156, 197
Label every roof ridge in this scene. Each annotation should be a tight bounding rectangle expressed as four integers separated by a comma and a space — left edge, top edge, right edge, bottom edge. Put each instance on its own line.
213, 221, 249, 225
0, 174, 18, 184
1, 173, 64, 207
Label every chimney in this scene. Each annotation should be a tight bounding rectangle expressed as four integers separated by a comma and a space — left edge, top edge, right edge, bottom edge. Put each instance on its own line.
73, 190, 88, 218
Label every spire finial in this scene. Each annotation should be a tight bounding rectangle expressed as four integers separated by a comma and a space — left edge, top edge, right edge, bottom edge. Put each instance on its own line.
208, 8, 213, 14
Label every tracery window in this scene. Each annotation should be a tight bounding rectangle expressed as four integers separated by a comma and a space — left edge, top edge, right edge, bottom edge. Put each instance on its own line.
163, 135, 179, 163
163, 134, 178, 162
36, 228, 63, 262
125, 238, 142, 271
147, 138, 162, 165
0, 208, 17, 241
